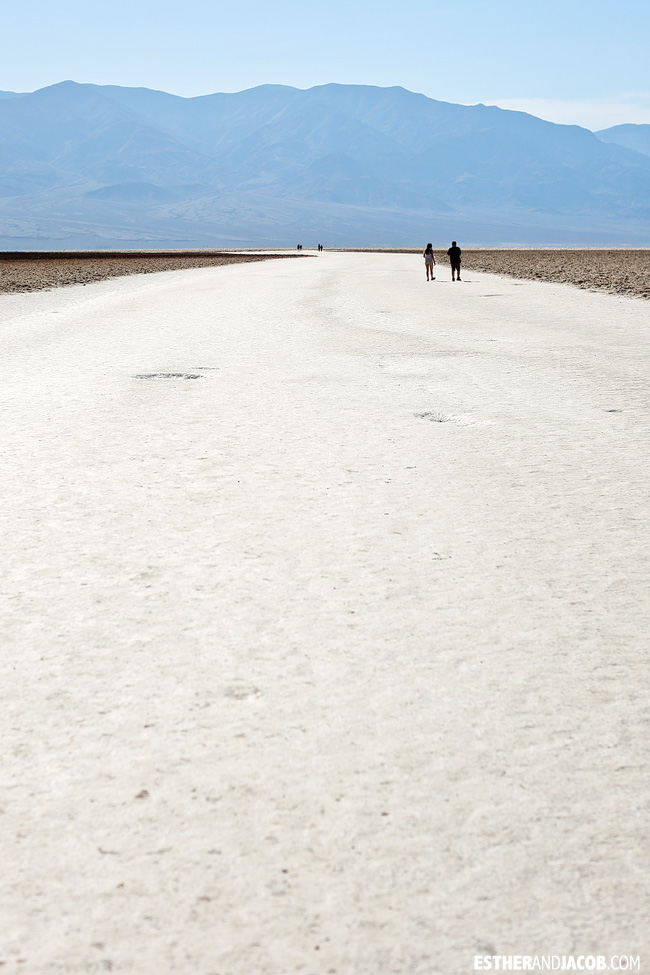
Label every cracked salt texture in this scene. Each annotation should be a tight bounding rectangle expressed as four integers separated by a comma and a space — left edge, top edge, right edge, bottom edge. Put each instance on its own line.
1, 253, 649, 973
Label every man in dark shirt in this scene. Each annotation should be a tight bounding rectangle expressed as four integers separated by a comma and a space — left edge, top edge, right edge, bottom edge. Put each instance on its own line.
447, 241, 462, 281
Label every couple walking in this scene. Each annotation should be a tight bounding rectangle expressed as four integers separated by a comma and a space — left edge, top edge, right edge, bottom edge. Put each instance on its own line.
423, 241, 462, 281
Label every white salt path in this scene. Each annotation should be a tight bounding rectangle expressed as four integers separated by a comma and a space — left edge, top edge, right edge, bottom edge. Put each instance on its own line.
1, 253, 649, 974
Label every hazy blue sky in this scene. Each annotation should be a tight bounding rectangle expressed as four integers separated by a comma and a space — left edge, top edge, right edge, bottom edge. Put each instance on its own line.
2, 0, 649, 129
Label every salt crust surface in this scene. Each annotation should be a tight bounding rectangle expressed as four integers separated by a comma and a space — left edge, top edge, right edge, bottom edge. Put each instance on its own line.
1, 253, 649, 973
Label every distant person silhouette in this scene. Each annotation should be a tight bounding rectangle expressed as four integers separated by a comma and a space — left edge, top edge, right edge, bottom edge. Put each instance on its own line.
423, 243, 436, 281
447, 241, 461, 281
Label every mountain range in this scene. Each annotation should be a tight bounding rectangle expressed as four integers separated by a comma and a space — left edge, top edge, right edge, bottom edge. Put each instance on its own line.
1, 81, 650, 248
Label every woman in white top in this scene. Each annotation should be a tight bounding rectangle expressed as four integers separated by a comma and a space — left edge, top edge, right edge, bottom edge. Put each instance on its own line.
423, 243, 436, 281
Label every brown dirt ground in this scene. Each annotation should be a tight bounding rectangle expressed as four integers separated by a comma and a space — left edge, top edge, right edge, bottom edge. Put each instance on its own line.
334, 248, 650, 300
3, 249, 649, 301
461, 249, 650, 300
0, 251, 300, 295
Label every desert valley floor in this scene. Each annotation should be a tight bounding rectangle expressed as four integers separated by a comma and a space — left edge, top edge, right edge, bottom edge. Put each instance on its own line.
1, 252, 648, 974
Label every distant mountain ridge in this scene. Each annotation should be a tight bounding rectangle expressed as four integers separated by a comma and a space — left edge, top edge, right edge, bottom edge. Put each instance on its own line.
1, 81, 650, 247
596, 124, 650, 158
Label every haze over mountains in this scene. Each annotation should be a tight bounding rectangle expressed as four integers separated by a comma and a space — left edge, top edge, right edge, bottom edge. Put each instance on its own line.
1, 81, 650, 248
